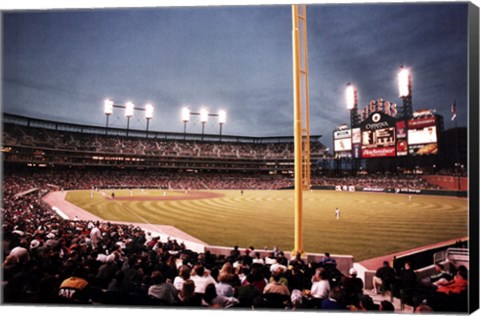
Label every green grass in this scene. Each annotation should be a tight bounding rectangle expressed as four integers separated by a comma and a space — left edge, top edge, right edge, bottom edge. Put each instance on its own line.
65, 189, 468, 261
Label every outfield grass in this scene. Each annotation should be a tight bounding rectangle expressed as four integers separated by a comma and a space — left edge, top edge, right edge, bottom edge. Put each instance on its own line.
66, 189, 468, 261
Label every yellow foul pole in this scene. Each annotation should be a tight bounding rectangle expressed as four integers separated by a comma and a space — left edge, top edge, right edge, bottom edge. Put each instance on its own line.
292, 4, 311, 255
292, 4, 303, 255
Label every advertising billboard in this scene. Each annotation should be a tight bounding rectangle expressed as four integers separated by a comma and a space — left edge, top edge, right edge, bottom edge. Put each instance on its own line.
333, 128, 352, 153
362, 146, 396, 158
409, 143, 438, 155
396, 139, 408, 156
396, 121, 407, 139
334, 129, 352, 139
360, 112, 398, 158
352, 128, 361, 144
334, 138, 352, 151
408, 126, 437, 145
407, 116, 438, 155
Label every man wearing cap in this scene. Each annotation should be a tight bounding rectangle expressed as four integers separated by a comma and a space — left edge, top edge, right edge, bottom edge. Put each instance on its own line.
29, 239, 43, 259
342, 268, 364, 306
30, 239, 41, 251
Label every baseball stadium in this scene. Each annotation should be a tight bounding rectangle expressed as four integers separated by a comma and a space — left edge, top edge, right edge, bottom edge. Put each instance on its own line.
2, 2, 479, 315
1, 99, 472, 312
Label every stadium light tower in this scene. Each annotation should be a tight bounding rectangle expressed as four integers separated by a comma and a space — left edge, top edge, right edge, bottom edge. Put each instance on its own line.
104, 99, 114, 135
182, 107, 190, 139
398, 66, 413, 119
145, 103, 153, 137
218, 110, 226, 140
346, 83, 358, 127
183, 108, 226, 140
200, 108, 208, 140
103, 99, 154, 137
125, 102, 134, 136
346, 83, 359, 174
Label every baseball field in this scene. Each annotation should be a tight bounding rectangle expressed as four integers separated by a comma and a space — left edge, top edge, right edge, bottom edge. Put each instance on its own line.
65, 189, 468, 261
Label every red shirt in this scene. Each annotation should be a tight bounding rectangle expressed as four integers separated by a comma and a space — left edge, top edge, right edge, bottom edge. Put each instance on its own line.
437, 276, 468, 295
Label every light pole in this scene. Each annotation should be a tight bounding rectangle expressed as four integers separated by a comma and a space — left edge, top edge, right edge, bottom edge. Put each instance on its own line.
200, 109, 208, 140
398, 66, 413, 119
145, 103, 153, 137
346, 83, 358, 127
346, 83, 358, 174
399, 67, 415, 172
182, 107, 190, 139
125, 102, 134, 136
104, 99, 113, 135
218, 110, 226, 140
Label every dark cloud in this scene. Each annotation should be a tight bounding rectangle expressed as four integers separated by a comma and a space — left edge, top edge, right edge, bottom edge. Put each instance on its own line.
2, 2, 470, 146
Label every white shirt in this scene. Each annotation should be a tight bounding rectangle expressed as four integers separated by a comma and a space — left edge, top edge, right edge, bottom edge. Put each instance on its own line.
252, 258, 265, 265
90, 226, 102, 247
173, 276, 186, 291
311, 279, 330, 299
269, 262, 287, 273
265, 257, 277, 265
190, 274, 217, 294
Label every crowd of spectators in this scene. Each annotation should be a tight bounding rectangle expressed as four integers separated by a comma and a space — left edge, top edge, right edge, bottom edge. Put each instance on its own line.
3, 124, 327, 160
370, 260, 468, 313
2, 172, 469, 312
3, 169, 293, 191
3, 166, 444, 194
4, 124, 467, 184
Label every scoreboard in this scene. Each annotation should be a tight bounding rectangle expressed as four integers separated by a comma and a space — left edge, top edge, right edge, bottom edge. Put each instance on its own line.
361, 128, 395, 148
334, 110, 441, 158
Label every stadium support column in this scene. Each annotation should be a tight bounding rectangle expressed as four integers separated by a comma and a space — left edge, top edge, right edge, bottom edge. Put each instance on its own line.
292, 4, 311, 255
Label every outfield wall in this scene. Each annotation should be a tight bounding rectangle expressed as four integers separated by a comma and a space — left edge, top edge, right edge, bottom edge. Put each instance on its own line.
422, 175, 468, 191
310, 185, 467, 197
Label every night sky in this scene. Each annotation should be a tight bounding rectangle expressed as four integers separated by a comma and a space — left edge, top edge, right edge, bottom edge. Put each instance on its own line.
2, 1, 474, 150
